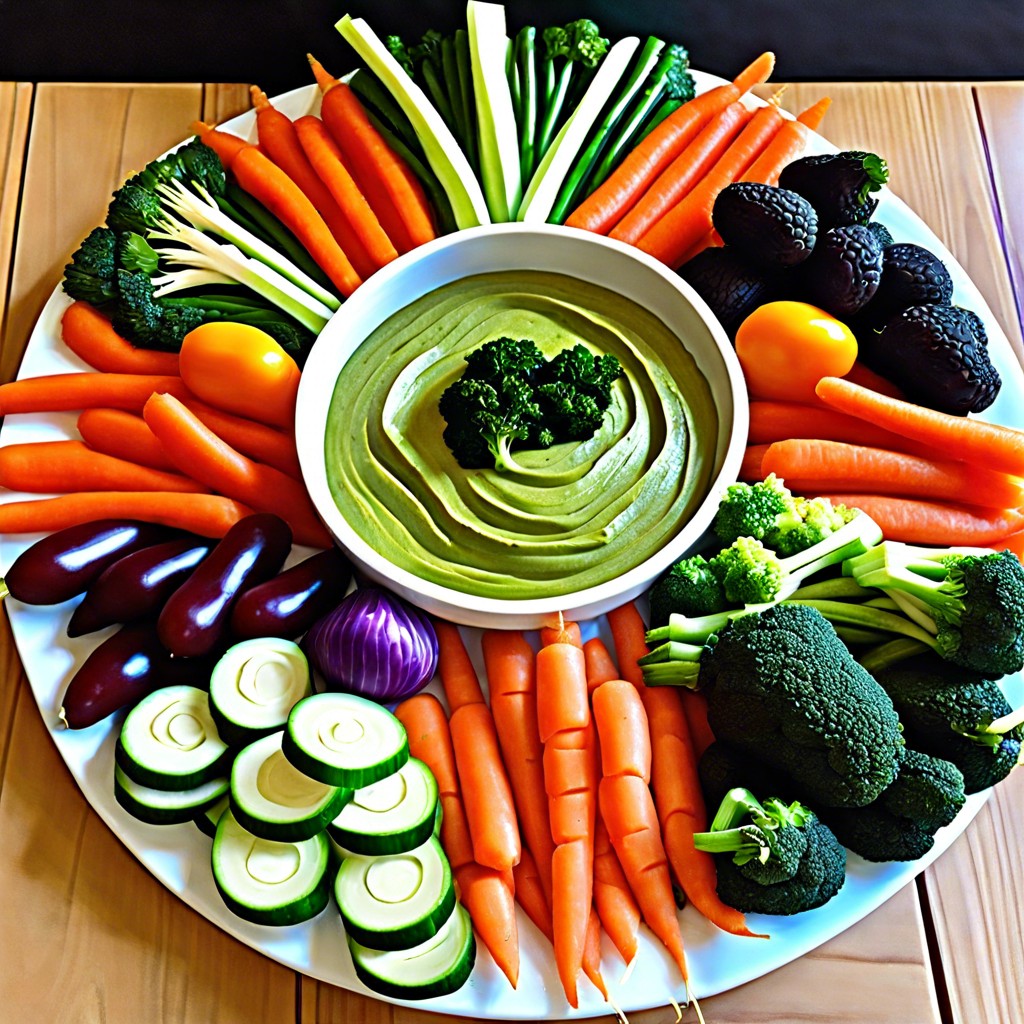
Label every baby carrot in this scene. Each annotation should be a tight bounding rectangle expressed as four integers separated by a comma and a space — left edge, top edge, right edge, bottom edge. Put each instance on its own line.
310, 56, 436, 254
434, 619, 486, 710
293, 113, 398, 273
0, 492, 253, 537
816, 375, 1024, 478
741, 443, 770, 481
762, 438, 1024, 509
456, 862, 520, 988
513, 846, 553, 941
0, 440, 206, 495
564, 51, 775, 234
680, 689, 716, 761
77, 408, 177, 471
60, 302, 180, 375
142, 393, 331, 548
592, 679, 652, 784
393, 693, 458, 796
190, 120, 250, 167
592, 816, 641, 965
582, 635, 619, 693
249, 86, 378, 279
0, 373, 187, 416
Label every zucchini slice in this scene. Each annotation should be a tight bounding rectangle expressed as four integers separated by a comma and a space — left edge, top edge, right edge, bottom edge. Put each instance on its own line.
209, 638, 311, 747
348, 902, 476, 1000
116, 685, 230, 791
334, 834, 455, 950
212, 808, 331, 926
230, 730, 352, 842
194, 793, 231, 838
328, 757, 439, 856
283, 692, 408, 789
114, 765, 229, 826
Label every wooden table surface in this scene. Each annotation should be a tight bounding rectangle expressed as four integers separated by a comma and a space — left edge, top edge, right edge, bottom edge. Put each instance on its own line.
0, 79, 1022, 1024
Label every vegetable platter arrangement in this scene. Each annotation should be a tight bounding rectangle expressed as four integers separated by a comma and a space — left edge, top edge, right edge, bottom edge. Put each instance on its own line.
1, 2, 1023, 1020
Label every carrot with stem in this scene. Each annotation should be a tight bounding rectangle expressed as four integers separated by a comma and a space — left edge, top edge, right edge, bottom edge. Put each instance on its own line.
77, 408, 177, 472
309, 56, 436, 254
637, 100, 788, 268
0, 440, 207, 496
564, 51, 775, 234
60, 302, 180, 375
193, 120, 363, 298
142, 392, 331, 548
607, 601, 763, 939
249, 86, 377, 279
293, 113, 398, 273
761, 438, 1024, 509
815, 375, 1024, 478
434, 621, 520, 872
608, 100, 755, 245
0, 492, 253, 537
482, 629, 555, 906
0, 373, 187, 416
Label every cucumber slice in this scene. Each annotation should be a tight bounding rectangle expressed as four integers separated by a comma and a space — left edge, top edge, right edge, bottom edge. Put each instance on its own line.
209, 638, 311, 747
194, 793, 231, 838
116, 685, 230, 791
114, 765, 229, 826
328, 757, 439, 856
283, 692, 408, 789
348, 902, 475, 1000
212, 808, 331, 926
335, 834, 455, 950
230, 731, 352, 842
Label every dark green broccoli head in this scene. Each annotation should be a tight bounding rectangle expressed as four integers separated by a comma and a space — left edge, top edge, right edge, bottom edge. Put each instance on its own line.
112, 270, 205, 350
701, 603, 904, 808
543, 20, 609, 67
107, 182, 165, 235
882, 746, 965, 832
463, 337, 545, 383
820, 803, 935, 863
536, 344, 622, 441
662, 44, 696, 102
130, 137, 226, 197
648, 554, 728, 627
63, 226, 119, 306
874, 652, 1020, 794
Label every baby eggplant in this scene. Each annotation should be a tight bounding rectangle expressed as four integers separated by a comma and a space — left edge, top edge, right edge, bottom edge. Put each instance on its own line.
158, 513, 292, 658
5, 519, 173, 605
67, 536, 213, 637
229, 547, 352, 641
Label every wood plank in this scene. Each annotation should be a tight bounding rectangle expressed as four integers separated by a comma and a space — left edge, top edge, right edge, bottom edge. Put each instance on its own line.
975, 83, 1024, 352
202, 83, 253, 126
0, 83, 33, 347
0, 82, 297, 1023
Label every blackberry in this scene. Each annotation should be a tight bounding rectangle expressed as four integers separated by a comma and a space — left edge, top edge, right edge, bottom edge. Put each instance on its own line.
801, 224, 883, 318
711, 182, 818, 268
778, 151, 889, 229
678, 246, 779, 338
861, 242, 954, 328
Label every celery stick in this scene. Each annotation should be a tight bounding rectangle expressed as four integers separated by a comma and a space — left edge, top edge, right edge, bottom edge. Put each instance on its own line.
467, 1, 523, 222
516, 36, 640, 224
336, 14, 490, 229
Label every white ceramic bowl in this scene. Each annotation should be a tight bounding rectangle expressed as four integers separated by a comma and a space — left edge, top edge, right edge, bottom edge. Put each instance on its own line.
296, 223, 748, 628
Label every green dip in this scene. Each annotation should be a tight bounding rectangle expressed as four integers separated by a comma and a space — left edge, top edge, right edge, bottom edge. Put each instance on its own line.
324, 270, 719, 600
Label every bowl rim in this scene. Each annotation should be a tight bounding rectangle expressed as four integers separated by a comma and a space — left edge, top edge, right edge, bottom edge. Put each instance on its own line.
296, 222, 749, 627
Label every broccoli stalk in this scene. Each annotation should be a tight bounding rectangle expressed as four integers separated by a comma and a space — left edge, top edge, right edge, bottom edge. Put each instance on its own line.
843, 543, 1024, 676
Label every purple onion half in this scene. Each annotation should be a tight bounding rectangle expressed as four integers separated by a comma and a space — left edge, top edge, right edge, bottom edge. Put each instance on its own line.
304, 586, 438, 703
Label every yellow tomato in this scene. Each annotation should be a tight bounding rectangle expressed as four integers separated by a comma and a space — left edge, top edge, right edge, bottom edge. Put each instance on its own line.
734, 301, 858, 402
179, 323, 301, 428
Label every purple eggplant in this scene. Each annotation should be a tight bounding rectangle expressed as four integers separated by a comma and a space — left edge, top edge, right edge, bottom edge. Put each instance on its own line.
59, 620, 215, 729
67, 537, 213, 637
229, 547, 352, 641
157, 513, 292, 658
5, 519, 173, 605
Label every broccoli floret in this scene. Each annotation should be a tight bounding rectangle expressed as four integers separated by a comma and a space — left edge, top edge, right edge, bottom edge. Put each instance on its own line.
662, 43, 696, 103
542, 19, 608, 69
712, 474, 797, 546
128, 137, 226, 197
116, 231, 161, 275
385, 34, 416, 76
694, 787, 846, 915
536, 344, 622, 441
700, 603, 904, 808
871, 651, 1022, 793
765, 496, 857, 557
819, 746, 966, 862
709, 536, 785, 605
648, 554, 727, 627
463, 336, 545, 383
63, 226, 119, 306
846, 543, 1024, 676
107, 182, 165, 236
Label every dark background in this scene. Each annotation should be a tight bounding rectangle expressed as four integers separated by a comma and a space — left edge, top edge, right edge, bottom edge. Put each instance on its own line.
2, 1, 1024, 93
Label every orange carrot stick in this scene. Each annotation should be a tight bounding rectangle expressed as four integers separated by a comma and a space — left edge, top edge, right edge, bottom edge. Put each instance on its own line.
482, 629, 555, 906
565, 52, 775, 234
761, 438, 1024, 509
637, 101, 787, 268
0, 373, 187, 416
310, 56, 436, 254
513, 846, 553, 941
607, 601, 762, 939
582, 906, 607, 1001
249, 86, 377, 279
741, 443, 770, 481
190, 121, 250, 167
592, 816, 641, 965
434, 619, 486, 710
592, 679, 652, 784
582, 636, 619, 693
142, 393, 331, 548
293, 113, 398, 273
393, 693, 459, 797
60, 302, 180, 375
815, 376, 1024, 478
77, 408, 177, 471
0, 492, 253, 537
680, 689, 716, 761
609, 100, 755, 245
453, 861, 520, 989
0, 440, 206, 495
739, 96, 830, 186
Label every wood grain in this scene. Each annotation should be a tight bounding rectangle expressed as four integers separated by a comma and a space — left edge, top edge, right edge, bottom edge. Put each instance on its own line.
202, 83, 253, 126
